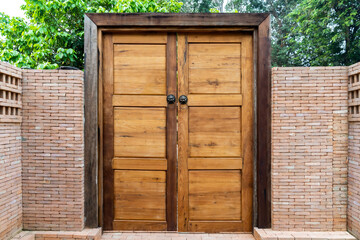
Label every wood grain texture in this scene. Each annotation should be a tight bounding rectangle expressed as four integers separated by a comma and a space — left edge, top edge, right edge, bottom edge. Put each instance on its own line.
187, 94, 242, 106
113, 107, 166, 158
112, 158, 167, 170
102, 33, 114, 230
97, 26, 104, 228
188, 43, 240, 94
113, 44, 166, 95
166, 33, 177, 231
177, 33, 189, 232
188, 158, 242, 170
113, 220, 167, 231
240, 32, 254, 232
84, 14, 98, 228
189, 107, 241, 157
113, 32, 167, 43
114, 170, 166, 220
189, 170, 241, 221
187, 33, 243, 42
112, 95, 167, 107
86, 13, 269, 27
257, 15, 271, 228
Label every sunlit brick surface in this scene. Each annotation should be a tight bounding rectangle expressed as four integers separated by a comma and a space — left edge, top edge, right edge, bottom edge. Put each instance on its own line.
348, 62, 360, 239
272, 67, 349, 231
21, 69, 84, 231
0, 62, 23, 240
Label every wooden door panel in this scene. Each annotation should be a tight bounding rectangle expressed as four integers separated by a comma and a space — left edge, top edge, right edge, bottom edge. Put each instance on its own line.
178, 32, 253, 233
114, 170, 166, 220
113, 107, 166, 158
188, 43, 241, 94
114, 44, 166, 95
189, 170, 241, 221
189, 107, 241, 157
103, 32, 177, 231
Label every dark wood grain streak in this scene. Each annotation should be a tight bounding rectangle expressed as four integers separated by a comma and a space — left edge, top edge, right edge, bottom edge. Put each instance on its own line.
86, 13, 269, 27
84, 15, 98, 228
102, 33, 114, 230
257, 15, 271, 228
166, 33, 177, 231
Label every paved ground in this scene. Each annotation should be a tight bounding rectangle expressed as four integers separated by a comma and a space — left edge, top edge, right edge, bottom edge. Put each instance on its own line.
102, 232, 255, 240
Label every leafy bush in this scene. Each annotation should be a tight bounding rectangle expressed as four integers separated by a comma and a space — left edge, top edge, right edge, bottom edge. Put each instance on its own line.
0, 0, 182, 69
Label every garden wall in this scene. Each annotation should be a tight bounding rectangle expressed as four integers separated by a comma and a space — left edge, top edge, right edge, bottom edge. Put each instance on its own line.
271, 66, 349, 231
0, 62, 23, 239
2, 60, 360, 239
21, 69, 84, 231
347, 62, 360, 239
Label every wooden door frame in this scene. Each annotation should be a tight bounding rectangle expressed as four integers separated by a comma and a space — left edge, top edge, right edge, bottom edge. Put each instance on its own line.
84, 13, 271, 230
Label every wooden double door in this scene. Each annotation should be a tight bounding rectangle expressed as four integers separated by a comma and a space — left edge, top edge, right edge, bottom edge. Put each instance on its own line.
102, 31, 254, 233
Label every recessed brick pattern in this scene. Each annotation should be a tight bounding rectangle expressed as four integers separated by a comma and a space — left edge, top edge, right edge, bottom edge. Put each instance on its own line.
348, 62, 360, 239
272, 67, 349, 231
0, 62, 23, 240
21, 69, 84, 231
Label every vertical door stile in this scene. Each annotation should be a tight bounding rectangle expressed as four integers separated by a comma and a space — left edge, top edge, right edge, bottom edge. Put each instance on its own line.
241, 34, 254, 232
166, 33, 178, 231
103, 33, 115, 230
177, 33, 189, 232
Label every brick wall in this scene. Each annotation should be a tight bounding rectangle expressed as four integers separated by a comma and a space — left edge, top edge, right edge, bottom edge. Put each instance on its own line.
21, 70, 84, 231
348, 62, 360, 239
271, 66, 349, 231
0, 62, 23, 239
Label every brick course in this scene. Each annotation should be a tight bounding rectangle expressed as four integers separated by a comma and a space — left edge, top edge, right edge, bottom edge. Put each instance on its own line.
21, 69, 84, 231
348, 62, 360, 239
271, 66, 349, 231
0, 62, 23, 240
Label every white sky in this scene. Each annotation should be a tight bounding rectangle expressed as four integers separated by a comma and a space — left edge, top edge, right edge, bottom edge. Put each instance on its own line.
0, 0, 26, 18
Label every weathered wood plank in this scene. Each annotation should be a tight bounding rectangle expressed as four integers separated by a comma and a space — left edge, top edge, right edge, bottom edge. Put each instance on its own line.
240, 32, 254, 232
113, 107, 166, 158
257, 15, 271, 229
177, 33, 189, 232
102, 33, 115, 230
189, 107, 241, 157
84, 14, 98, 228
189, 170, 241, 221
86, 13, 269, 27
112, 95, 167, 107
187, 94, 242, 106
166, 32, 177, 231
113, 220, 167, 231
113, 170, 166, 221
188, 158, 243, 170
112, 158, 167, 170
113, 32, 167, 43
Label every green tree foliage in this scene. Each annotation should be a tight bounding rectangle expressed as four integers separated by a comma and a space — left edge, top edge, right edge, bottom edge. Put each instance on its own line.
181, 0, 224, 13
287, 0, 360, 66
225, 0, 299, 67
0, 0, 182, 69
225, 0, 360, 66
